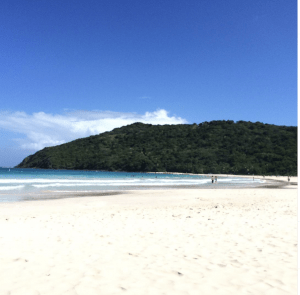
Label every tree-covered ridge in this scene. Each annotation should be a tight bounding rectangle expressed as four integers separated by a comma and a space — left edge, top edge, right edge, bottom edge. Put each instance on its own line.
16, 120, 297, 175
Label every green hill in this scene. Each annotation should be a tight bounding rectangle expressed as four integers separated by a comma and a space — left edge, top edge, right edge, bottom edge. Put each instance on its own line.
16, 120, 297, 175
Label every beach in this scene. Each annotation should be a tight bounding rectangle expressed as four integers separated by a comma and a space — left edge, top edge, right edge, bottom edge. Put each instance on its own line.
0, 180, 297, 294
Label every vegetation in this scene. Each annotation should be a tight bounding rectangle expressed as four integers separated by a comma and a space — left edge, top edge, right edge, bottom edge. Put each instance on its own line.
16, 121, 297, 175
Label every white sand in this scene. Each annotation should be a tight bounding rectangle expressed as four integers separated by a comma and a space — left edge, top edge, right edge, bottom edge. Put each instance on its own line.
0, 187, 297, 295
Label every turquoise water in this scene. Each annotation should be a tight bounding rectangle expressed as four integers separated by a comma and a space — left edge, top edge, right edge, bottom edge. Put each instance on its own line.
0, 168, 264, 202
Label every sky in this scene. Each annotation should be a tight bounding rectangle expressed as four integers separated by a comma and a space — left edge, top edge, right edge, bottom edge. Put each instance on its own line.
0, 0, 297, 167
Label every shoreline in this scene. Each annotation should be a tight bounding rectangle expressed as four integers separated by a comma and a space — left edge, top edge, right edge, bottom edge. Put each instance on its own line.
0, 174, 296, 203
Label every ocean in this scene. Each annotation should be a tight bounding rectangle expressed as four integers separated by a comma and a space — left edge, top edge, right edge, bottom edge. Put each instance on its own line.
0, 168, 265, 202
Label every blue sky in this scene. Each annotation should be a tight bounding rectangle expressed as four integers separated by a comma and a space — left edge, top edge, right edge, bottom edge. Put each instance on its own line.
0, 0, 297, 167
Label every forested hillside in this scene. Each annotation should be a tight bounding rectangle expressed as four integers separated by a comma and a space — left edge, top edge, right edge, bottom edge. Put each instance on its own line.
16, 120, 297, 175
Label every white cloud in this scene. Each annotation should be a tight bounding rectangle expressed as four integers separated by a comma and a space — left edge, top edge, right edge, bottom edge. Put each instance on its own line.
0, 109, 188, 151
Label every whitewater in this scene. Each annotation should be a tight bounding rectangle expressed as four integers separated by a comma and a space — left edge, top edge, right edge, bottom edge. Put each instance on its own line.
0, 168, 265, 202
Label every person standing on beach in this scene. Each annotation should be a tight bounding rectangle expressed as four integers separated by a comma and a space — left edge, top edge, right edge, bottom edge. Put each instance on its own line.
215, 176, 217, 183
211, 175, 214, 183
